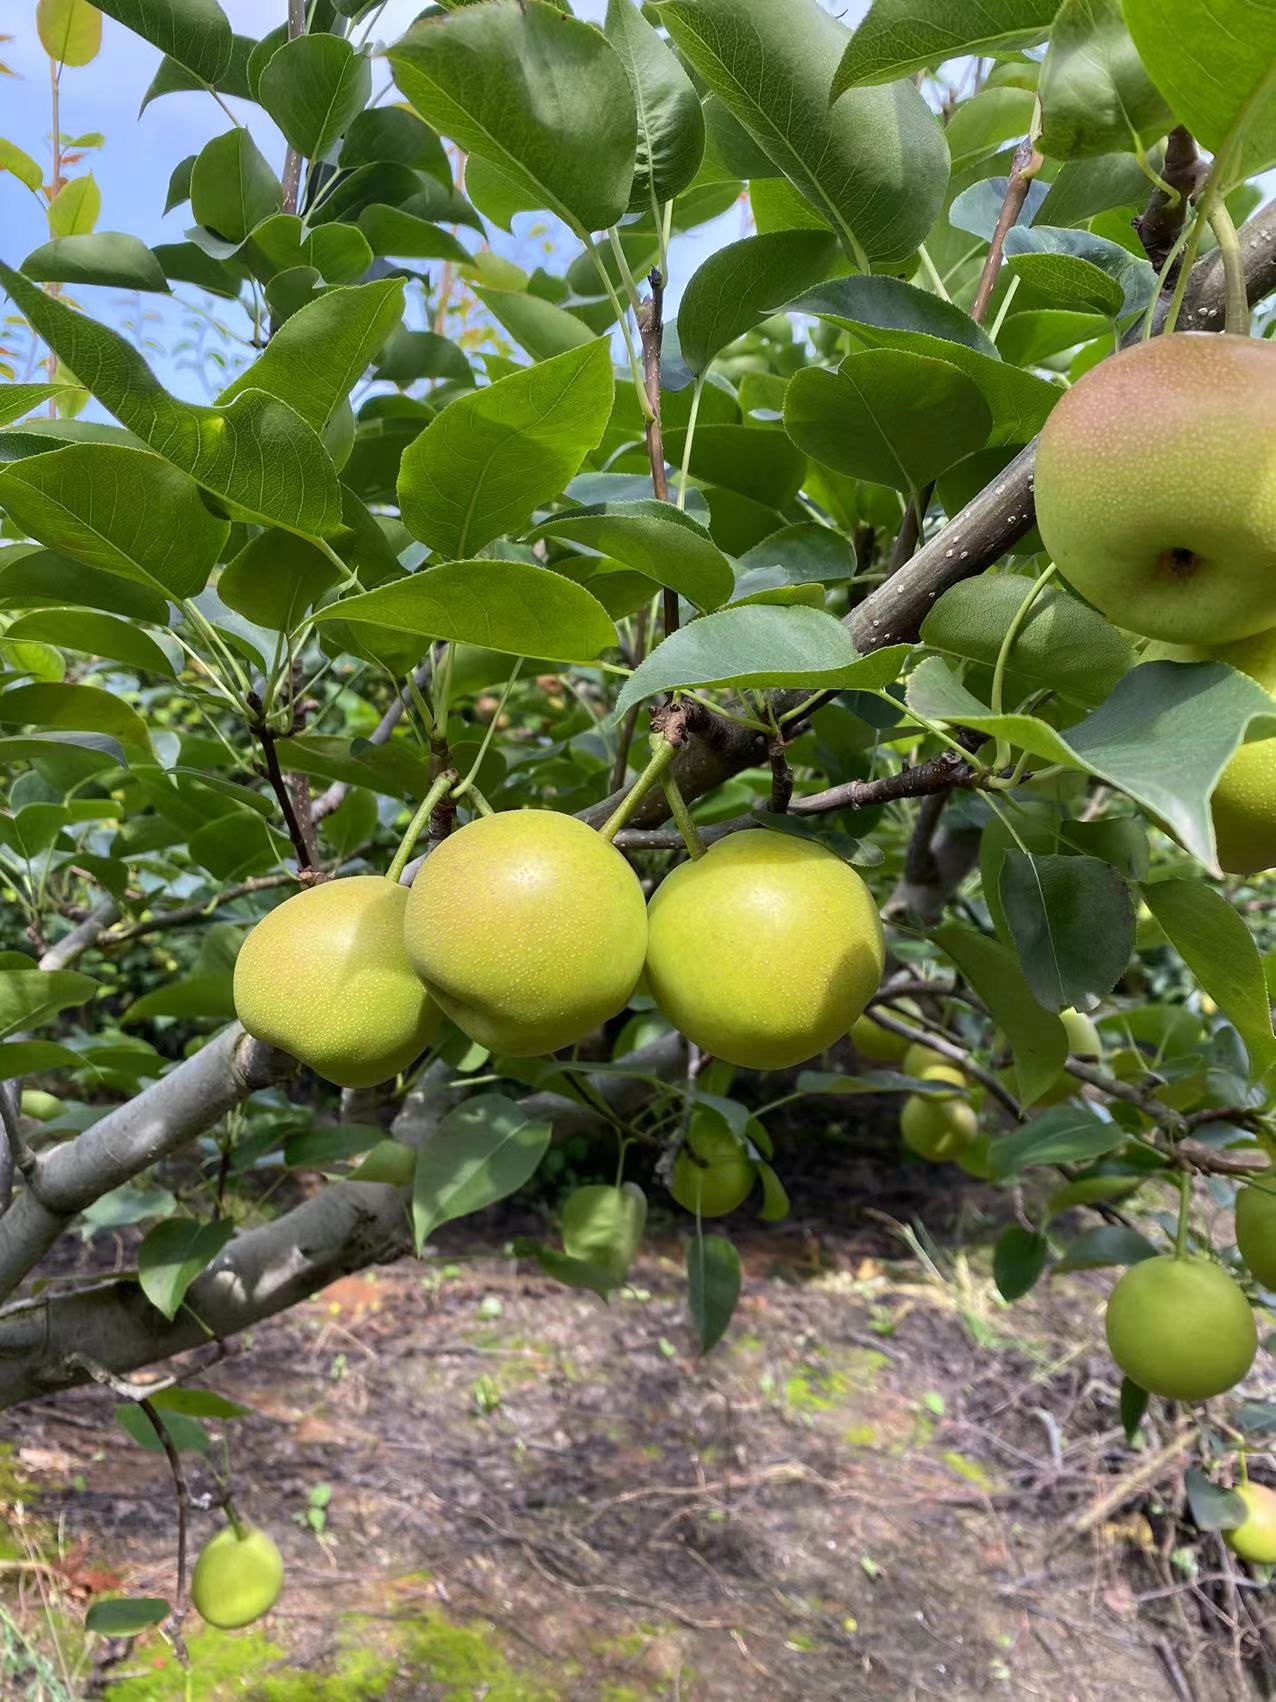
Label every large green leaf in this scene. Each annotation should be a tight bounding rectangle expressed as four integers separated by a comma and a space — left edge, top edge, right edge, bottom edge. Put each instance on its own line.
605, 0, 705, 211
388, 2, 638, 234
1038, 0, 1173, 159
340, 107, 450, 181
528, 500, 735, 612
138, 1217, 236, 1321
6, 609, 176, 677
932, 926, 1067, 1107
471, 288, 595, 362
687, 1232, 740, 1353
1002, 224, 1154, 317
37, 0, 102, 66
397, 339, 614, 557
788, 278, 1062, 444
92, 0, 233, 84
21, 234, 170, 294
258, 33, 372, 158
0, 444, 227, 600
0, 683, 150, 756
832, 0, 1054, 89
0, 966, 98, 1039
413, 1093, 551, 1252
1141, 879, 1276, 1076
85, 1600, 170, 1637
613, 605, 908, 719
907, 657, 1276, 870
660, 423, 806, 512
189, 128, 282, 244
988, 1104, 1122, 1179
1124, 0, 1276, 176
999, 852, 1136, 1012
217, 280, 403, 438
658, 0, 949, 267
48, 176, 100, 238
784, 351, 992, 491
0, 546, 171, 623
678, 231, 839, 377
357, 205, 470, 261
314, 560, 617, 664
220, 530, 343, 631
140, 30, 253, 110
0, 385, 76, 428
0, 263, 340, 536
920, 578, 1133, 707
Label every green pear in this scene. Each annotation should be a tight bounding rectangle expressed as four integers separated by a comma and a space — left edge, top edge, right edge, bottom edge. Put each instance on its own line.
233, 876, 439, 1089
1060, 1008, 1102, 1057
670, 1113, 756, 1217
1145, 628, 1276, 874
850, 998, 922, 1062
1105, 1253, 1256, 1401
191, 1523, 283, 1629
644, 830, 884, 1071
19, 1089, 61, 1122
1035, 334, 1276, 644
1224, 1481, 1276, 1564
403, 810, 647, 1057
1235, 1184, 1276, 1289
902, 1041, 951, 1078
900, 1092, 977, 1161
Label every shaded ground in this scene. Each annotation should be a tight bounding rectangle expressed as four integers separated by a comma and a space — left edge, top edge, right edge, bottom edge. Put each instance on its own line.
3, 1121, 1275, 1700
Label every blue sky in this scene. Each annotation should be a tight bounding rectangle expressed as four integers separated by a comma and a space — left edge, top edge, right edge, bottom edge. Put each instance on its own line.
1, 1, 871, 399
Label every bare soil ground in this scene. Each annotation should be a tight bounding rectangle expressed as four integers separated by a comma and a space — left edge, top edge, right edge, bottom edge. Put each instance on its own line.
3, 1125, 1275, 1701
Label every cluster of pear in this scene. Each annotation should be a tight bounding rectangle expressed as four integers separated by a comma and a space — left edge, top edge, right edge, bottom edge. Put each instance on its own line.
190, 1521, 284, 1630
853, 1006, 983, 1164
234, 815, 886, 1089
1035, 332, 1276, 875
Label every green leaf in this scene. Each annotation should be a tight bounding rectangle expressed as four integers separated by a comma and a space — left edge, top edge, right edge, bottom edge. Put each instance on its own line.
932, 926, 1067, 1107
0, 546, 172, 623
315, 560, 616, 665
605, 0, 705, 210
220, 529, 343, 631
1120, 1377, 1149, 1441
471, 288, 595, 363
284, 1123, 385, 1168
560, 1181, 647, 1290
659, 0, 950, 267
614, 605, 907, 720
788, 279, 1062, 445
140, 29, 253, 109
374, 327, 473, 387
1141, 879, 1276, 1077
21, 234, 171, 295
5, 610, 176, 677
999, 852, 1135, 1011
148, 1387, 252, 1419
0, 444, 228, 600
188, 813, 288, 882
48, 175, 100, 238
85, 1598, 169, 1636
0, 683, 149, 756
1038, 0, 1172, 159
906, 657, 1276, 869
0, 1040, 86, 1078
686, 1232, 740, 1353
0, 385, 72, 427
259, 33, 372, 158
1185, 1467, 1248, 1532
0, 263, 340, 537
987, 1104, 1122, 1179
945, 86, 1037, 169
1002, 224, 1154, 317
217, 279, 404, 438
528, 501, 735, 612
124, 971, 235, 1024
413, 1093, 551, 1252
113, 1402, 209, 1454
93, 0, 233, 86
1054, 1223, 1159, 1270
38, 0, 102, 65
0, 139, 47, 193
921, 578, 1133, 707
389, 2, 638, 234
1124, 0, 1276, 176
831, 0, 1053, 89
397, 339, 614, 557
785, 350, 992, 491
340, 107, 450, 181
356, 205, 471, 261
678, 231, 838, 377
660, 422, 806, 514
0, 967, 97, 1040
137, 1217, 236, 1321
190, 128, 282, 245
151, 239, 241, 299
992, 1225, 1049, 1301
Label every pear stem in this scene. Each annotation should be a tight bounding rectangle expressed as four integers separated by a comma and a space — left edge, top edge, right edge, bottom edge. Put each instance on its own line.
661, 771, 706, 860
990, 561, 1057, 769
1205, 193, 1251, 336
596, 734, 679, 843
387, 772, 457, 885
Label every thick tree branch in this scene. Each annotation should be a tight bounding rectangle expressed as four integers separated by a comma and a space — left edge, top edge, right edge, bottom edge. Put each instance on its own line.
1135, 127, 1206, 269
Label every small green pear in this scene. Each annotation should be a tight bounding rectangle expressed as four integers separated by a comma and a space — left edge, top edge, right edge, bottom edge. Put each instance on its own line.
1236, 1184, 1276, 1289
900, 1093, 978, 1161
19, 1089, 61, 1122
1060, 1008, 1102, 1057
644, 830, 884, 1071
1035, 334, 1276, 645
233, 876, 439, 1088
1224, 1481, 1276, 1564
1105, 1254, 1256, 1401
850, 998, 922, 1062
1145, 628, 1276, 874
902, 1041, 951, 1078
190, 1523, 283, 1629
670, 1113, 756, 1217
403, 810, 647, 1056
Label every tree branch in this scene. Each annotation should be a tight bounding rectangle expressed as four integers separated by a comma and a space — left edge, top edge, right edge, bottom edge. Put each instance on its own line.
1134, 127, 1206, 269
279, 0, 306, 216
969, 142, 1042, 324
637, 269, 676, 638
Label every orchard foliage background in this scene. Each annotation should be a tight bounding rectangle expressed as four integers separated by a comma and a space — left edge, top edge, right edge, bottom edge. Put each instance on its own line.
2, 0, 1276, 1675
